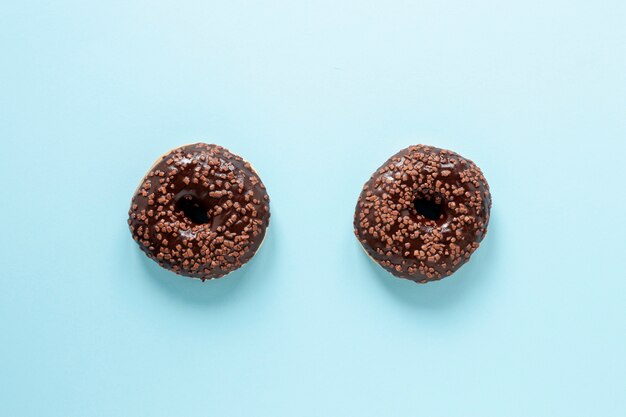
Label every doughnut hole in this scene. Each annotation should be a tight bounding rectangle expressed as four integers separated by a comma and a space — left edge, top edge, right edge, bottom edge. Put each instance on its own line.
413, 192, 447, 223
175, 194, 210, 225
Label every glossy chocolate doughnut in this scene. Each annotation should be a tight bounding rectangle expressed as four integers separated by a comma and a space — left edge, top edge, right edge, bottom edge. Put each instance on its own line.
128, 143, 270, 280
354, 145, 491, 283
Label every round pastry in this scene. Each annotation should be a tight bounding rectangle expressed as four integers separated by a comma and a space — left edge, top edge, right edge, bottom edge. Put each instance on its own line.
354, 145, 491, 283
128, 143, 270, 280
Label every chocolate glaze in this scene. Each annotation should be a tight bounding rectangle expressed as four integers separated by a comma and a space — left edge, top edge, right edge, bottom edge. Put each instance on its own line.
354, 145, 491, 283
128, 143, 270, 280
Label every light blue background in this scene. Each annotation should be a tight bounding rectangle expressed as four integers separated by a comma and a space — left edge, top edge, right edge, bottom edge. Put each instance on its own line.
1, 1, 625, 416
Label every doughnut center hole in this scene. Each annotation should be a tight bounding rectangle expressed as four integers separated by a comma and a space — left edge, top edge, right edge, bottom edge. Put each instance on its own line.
413, 194, 445, 221
176, 194, 210, 225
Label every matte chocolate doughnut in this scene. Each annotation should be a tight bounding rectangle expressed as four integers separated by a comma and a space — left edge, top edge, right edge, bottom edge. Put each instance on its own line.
354, 145, 491, 283
128, 143, 270, 280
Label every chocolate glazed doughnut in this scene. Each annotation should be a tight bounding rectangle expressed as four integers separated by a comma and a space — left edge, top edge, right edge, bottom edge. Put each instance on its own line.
354, 145, 491, 283
129, 143, 270, 280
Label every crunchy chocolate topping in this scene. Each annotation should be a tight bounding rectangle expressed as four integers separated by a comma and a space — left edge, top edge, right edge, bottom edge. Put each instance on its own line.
128, 143, 270, 280
354, 145, 491, 283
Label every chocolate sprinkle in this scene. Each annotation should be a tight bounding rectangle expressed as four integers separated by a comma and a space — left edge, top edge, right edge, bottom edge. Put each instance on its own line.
128, 143, 270, 280
354, 145, 491, 283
